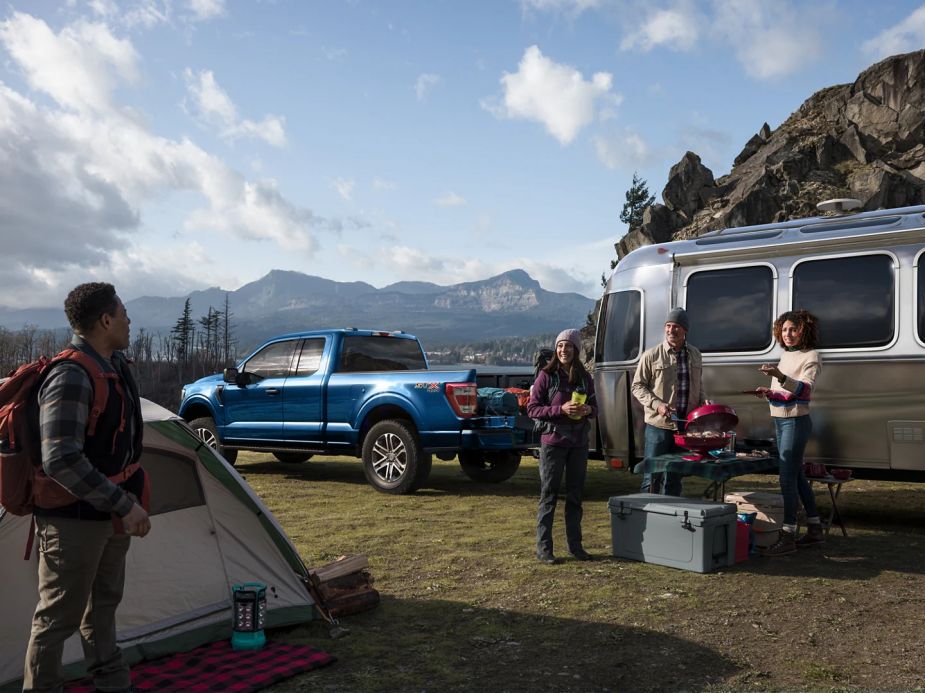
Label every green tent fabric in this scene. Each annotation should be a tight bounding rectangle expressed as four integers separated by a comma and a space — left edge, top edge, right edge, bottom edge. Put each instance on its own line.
0, 399, 316, 690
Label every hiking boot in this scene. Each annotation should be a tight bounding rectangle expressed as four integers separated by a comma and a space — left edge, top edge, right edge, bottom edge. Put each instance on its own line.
537, 551, 561, 565
762, 532, 797, 557
796, 523, 825, 547
569, 548, 593, 561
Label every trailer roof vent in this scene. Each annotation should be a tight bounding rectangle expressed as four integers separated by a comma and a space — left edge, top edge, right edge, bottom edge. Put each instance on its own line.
816, 198, 862, 214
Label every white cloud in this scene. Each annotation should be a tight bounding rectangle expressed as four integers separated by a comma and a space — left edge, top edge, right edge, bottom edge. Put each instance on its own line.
334, 178, 355, 200
862, 5, 925, 61
184, 69, 287, 146
0, 12, 139, 114
710, 0, 823, 79
373, 177, 397, 191
620, 5, 700, 52
483, 45, 618, 145
435, 192, 467, 207
415, 73, 440, 101
593, 130, 652, 170
187, 0, 226, 22
519, 0, 601, 16
0, 13, 337, 306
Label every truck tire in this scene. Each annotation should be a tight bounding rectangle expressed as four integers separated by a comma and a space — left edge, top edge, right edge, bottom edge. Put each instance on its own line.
458, 450, 521, 483
273, 452, 313, 463
362, 420, 431, 494
189, 416, 238, 465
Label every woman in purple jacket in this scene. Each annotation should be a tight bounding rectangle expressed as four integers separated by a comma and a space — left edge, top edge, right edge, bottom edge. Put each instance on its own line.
526, 328, 597, 565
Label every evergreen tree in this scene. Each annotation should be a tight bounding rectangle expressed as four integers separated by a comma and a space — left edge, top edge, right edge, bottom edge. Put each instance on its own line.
603, 172, 656, 286
620, 171, 655, 229
170, 298, 194, 363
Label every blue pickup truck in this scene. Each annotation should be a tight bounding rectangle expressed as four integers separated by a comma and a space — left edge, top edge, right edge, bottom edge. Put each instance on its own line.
179, 329, 534, 493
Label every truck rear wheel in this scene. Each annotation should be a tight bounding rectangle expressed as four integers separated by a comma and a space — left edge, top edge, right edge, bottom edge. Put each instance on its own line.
189, 416, 238, 465
362, 420, 431, 494
273, 452, 313, 463
458, 450, 521, 483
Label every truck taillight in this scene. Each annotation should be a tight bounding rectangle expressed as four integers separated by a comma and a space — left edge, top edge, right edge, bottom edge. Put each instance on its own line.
446, 383, 477, 417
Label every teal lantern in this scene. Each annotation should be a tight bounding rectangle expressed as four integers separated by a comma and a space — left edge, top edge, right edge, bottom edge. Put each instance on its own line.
231, 582, 267, 651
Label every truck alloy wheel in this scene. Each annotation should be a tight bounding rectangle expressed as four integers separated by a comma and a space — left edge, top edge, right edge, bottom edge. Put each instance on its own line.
189, 416, 238, 465
362, 420, 430, 494
458, 450, 521, 483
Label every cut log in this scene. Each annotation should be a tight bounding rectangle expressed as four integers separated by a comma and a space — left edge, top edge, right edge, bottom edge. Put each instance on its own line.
316, 571, 374, 600
326, 588, 380, 618
309, 554, 369, 585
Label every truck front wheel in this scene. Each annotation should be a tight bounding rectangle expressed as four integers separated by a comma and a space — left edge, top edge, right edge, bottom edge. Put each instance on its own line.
362, 420, 431, 494
189, 416, 238, 465
458, 450, 521, 483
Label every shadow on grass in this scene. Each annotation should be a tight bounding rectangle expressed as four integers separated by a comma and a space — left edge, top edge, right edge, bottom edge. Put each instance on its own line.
271, 596, 741, 693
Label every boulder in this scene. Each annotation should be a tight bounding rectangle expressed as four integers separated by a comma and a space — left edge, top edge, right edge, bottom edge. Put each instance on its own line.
662, 152, 717, 220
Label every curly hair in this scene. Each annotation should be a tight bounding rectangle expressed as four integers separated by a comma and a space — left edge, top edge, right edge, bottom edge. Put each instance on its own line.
64, 282, 119, 333
772, 309, 820, 350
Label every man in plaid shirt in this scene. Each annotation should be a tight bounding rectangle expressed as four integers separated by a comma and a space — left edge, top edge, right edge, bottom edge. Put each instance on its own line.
23, 283, 149, 693
631, 308, 709, 496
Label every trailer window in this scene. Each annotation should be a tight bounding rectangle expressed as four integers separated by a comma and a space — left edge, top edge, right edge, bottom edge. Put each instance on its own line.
595, 290, 641, 362
686, 266, 774, 352
919, 261, 925, 343
793, 255, 894, 348
340, 336, 427, 372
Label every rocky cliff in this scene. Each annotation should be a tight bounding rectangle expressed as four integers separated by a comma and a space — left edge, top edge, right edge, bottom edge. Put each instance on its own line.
617, 50, 925, 257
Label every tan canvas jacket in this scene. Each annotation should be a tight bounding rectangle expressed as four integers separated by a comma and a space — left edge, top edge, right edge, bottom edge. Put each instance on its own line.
631, 340, 707, 430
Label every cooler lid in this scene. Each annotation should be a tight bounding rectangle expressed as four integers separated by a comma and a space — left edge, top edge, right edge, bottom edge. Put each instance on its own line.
608, 493, 737, 519
686, 403, 738, 433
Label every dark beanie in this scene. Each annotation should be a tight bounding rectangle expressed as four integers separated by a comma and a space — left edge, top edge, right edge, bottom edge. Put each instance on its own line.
665, 307, 689, 331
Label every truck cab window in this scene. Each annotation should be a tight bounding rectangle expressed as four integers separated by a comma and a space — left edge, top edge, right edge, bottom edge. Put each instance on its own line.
243, 340, 298, 379
793, 254, 894, 348
295, 338, 325, 376
340, 336, 427, 372
685, 266, 774, 352
596, 290, 641, 363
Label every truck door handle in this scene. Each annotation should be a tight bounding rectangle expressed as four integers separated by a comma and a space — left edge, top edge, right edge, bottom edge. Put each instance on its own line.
265, 388, 280, 395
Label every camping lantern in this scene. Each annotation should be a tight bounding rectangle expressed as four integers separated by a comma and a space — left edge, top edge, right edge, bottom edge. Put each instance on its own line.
231, 582, 267, 651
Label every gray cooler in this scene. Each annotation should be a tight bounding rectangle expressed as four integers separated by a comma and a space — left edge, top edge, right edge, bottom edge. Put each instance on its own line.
608, 494, 737, 573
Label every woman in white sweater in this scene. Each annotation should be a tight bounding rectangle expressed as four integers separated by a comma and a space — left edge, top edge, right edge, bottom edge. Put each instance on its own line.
754, 309, 824, 556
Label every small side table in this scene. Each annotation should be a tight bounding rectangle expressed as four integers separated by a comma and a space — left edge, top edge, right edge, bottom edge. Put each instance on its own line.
806, 475, 853, 537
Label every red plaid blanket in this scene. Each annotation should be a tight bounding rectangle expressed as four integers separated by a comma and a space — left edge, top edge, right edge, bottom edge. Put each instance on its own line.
66, 639, 335, 692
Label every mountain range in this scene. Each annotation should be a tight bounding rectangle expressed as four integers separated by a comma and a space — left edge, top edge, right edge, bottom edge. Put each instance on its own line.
0, 270, 595, 349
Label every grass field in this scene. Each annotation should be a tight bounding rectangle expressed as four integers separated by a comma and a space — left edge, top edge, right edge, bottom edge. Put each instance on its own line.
234, 452, 925, 692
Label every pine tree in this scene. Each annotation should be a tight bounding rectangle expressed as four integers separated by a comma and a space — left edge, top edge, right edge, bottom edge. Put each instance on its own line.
170, 298, 194, 364
619, 172, 655, 229
603, 172, 657, 286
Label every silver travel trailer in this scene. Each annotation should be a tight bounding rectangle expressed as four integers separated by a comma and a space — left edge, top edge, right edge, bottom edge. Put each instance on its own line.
594, 202, 925, 481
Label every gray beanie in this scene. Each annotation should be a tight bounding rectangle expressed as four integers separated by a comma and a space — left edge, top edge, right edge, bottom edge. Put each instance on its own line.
665, 307, 689, 331
555, 328, 582, 352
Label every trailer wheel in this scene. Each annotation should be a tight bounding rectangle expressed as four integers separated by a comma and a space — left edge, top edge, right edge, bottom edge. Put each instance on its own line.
189, 416, 238, 465
458, 450, 521, 483
362, 420, 431, 494
273, 452, 313, 463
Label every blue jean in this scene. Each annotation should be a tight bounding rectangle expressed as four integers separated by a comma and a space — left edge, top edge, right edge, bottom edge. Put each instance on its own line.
774, 415, 819, 526
641, 425, 683, 496
536, 444, 588, 555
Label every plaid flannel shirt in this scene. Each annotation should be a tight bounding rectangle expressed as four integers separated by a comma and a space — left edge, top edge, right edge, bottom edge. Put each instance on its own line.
38, 349, 136, 518
675, 345, 690, 419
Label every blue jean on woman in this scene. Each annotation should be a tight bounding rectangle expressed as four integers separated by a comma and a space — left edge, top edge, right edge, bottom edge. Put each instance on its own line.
774, 415, 819, 526
640, 425, 683, 496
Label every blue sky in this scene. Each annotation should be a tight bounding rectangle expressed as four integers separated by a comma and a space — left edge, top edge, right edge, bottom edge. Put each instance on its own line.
1, 0, 923, 308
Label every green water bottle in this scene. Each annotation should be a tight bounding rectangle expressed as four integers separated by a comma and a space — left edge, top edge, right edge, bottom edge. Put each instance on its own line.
568, 386, 587, 420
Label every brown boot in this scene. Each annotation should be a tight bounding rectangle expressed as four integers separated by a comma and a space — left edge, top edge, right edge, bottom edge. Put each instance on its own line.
762, 531, 797, 556
796, 523, 825, 547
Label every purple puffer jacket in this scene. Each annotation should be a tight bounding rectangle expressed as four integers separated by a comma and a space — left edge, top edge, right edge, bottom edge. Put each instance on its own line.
526, 367, 597, 448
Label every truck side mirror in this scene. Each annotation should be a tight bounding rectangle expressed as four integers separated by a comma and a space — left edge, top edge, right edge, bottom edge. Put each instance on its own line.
223, 367, 239, 384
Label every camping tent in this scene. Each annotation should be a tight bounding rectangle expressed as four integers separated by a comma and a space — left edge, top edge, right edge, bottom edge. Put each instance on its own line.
0, 399, 316, 690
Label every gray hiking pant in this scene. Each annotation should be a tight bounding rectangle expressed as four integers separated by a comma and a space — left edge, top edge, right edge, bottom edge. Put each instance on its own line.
536, 444, 588, 556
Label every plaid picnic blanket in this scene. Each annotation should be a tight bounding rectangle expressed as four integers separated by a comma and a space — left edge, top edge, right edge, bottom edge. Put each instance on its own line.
632, 453, 779, 482
65, 639, 334, 693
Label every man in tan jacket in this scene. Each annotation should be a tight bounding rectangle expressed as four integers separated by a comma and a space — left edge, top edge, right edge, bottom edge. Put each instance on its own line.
631, 307, 708, 495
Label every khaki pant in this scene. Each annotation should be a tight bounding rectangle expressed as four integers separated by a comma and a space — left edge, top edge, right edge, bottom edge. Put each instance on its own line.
23, 516, 131, 693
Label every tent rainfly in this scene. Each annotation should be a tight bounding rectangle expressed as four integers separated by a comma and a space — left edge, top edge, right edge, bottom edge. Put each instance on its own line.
0, 399, 316, 690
